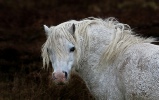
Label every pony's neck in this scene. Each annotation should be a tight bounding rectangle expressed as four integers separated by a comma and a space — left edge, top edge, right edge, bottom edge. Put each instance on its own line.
77, 23, 114, 72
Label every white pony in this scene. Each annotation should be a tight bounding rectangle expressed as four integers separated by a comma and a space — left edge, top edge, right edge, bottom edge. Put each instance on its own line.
42, 17, 159, 100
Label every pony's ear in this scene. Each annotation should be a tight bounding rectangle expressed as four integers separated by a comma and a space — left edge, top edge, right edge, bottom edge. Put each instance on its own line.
69, 24, 75, 35
43, 25, 51, 36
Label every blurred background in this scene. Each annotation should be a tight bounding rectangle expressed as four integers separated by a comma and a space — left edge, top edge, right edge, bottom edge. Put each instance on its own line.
0, 0, 159, 99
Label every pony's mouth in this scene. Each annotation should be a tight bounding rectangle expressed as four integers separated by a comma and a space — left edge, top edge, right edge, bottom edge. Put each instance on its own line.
54, 80, 68, 85
56, 81, 66, 85
52, 70, 69, 85
53, 76, 68, 85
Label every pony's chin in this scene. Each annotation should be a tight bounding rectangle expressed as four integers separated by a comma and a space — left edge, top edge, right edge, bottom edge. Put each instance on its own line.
54, 79, 68, 85
56, 81, 67, 85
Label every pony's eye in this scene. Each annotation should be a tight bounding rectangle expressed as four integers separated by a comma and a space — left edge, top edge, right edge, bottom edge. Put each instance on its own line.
47, 48, 51, 54
70, 47, 75, 52
47, 48, 49, 53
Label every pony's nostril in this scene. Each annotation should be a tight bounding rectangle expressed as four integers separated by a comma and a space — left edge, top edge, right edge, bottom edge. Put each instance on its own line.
63, 71, 68, 79
52, 73, 57, 80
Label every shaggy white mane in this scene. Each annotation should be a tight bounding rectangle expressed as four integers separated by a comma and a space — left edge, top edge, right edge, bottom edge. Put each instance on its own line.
100, 18, 155, 64
42, 17, 155, 68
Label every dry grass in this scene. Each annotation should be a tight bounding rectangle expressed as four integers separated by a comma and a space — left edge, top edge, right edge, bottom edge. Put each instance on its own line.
0, 62, 94, 100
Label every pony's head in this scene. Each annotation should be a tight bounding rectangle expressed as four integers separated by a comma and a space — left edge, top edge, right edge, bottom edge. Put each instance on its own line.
42, 21, 79, 84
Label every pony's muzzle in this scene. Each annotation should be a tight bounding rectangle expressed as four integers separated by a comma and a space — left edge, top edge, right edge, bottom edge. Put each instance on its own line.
52, 71, 68, 84
63, 71, 68, 79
